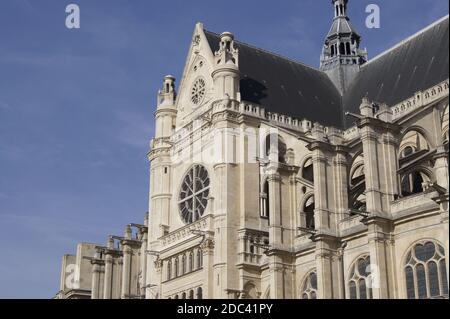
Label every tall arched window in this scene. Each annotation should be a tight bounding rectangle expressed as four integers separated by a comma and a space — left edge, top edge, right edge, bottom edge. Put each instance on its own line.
167, 260, 172, 281
398, 130, 433, 198
189, 252, 194, 272
175, 257, 180, 277
303, 196, 315, 230
260, 180, 270, 219
348, 255, 373, 299
189, 290, 194, 299
400, 170, 430, 197
243, 282, 258, 299
181, 254, 186, 275
197, 249, 203, 269
181, 292, 186, 299
345, 42, 351, 55
339, 42, 345, 55
302, 158, 314, 184
196, 287, 203, 299
404, 241, 448, 299
349, 155, 366, 213
301, 271, 318, 299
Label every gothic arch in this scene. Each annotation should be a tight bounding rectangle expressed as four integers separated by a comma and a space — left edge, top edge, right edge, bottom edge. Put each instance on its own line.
300, 270, 318, 299
299, 156, 314, 184
402, 239, 448, 299
243, 281, 259, 299
400, 126, 435, 150
299, 192, 315, 230
349, 154, 366, 212
401, 238, 446, 266
347, 254, 373, 299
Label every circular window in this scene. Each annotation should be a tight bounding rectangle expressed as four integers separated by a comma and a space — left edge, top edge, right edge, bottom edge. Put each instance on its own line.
179, 165, 210, 224
190, 78, 206, 106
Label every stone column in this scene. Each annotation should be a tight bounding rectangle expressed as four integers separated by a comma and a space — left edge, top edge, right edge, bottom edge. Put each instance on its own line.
359, 126, 383, 214
365, 217, 391, 299
201, 238, 215, 299
121, 226, 132, 299
268, 172, 282, 245
103, 238, 114, 299
434, 147, 449, 191
332, 146, 349, 227
315, 235, 336, 299
268, 257, 285, 299
91, 259, 104, 299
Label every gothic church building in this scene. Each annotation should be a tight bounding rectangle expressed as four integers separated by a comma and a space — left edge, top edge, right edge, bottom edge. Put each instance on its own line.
57, 1, 449, 299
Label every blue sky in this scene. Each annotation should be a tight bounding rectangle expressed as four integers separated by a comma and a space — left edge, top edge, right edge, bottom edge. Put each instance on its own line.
0, 0, 448, 299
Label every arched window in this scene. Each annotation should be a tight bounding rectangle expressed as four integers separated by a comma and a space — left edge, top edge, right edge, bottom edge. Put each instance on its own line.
404, 241, 448, 299
345, 42, 351, 55
302, 158, 314, 184
301, 271, 318, 299
196, 287, 203, 299
339, 42, 345, 55
348, 256, 373, 299
181, 292, 186, 299
174, 294, 179, 299
174, 257, 179, 277
349, 155, 366, 213
167, 260, 172, 281
331, 44, 335, 57
189, 252, 194, 272
197, 249, 203, 269
243, 282, 258, 299
181, 254, 186, 275
398, 130, 433, 198
260, 180, 270, 219
400, 170, 430, 197
265, 134, 287, 163
399, 130, 430, 164
302, 196, 315, 230
189, 290, 194, 299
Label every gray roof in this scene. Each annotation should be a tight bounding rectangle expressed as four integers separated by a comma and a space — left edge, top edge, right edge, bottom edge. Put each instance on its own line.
205, 31, 344, 128
327, 17, 359, 38
343, 16, 449, 127
205, 16, 449, 129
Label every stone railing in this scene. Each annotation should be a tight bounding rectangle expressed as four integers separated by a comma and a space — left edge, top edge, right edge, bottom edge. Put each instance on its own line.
160, 215, 212, 247
390, 192, 439, 215
392, 80, 449, 121
339, 215, 365, 234
343, 126, 359, 141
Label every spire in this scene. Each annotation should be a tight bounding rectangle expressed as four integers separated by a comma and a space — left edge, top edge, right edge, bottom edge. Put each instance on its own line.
320, 0, 368, 94
212, 32, 240, 100
157, 75, 176, 108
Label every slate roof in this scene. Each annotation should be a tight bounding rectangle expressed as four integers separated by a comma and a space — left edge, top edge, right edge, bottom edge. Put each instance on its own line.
204, 15, 449, 129
205, 31, 344, 128
343, 16, 449, 127
327, 17, 359, 38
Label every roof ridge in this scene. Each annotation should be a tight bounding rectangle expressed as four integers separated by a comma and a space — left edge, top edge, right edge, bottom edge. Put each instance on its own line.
204, 30, 324, 74
362, 14, 449, 68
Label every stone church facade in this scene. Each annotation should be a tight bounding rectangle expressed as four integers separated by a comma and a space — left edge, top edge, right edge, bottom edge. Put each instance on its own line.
56, 1, 449, 299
